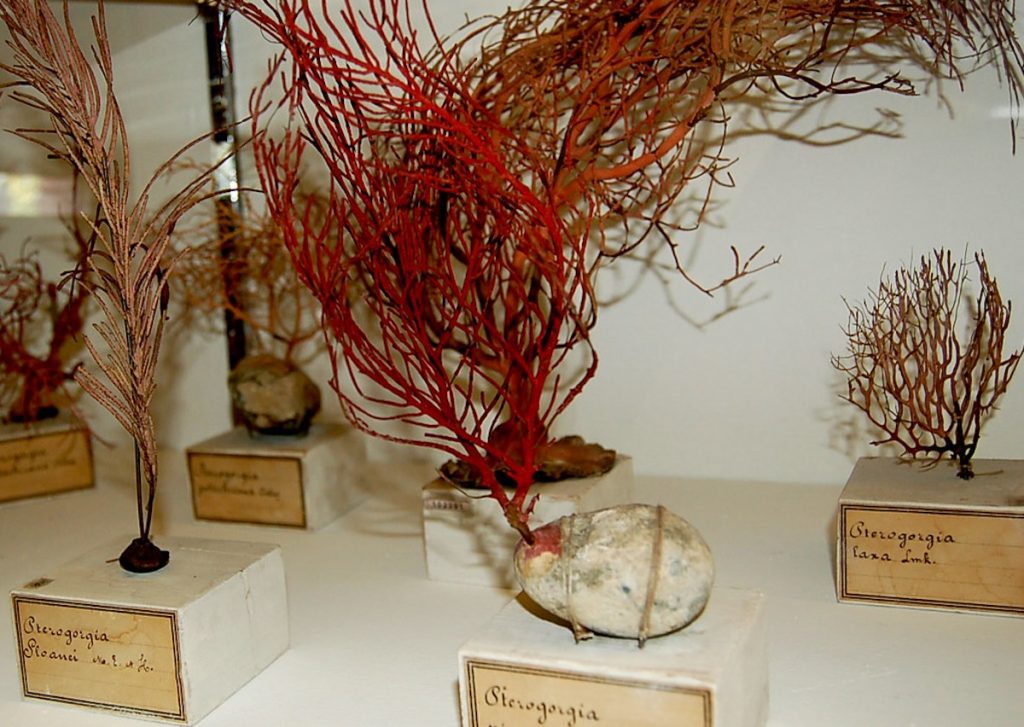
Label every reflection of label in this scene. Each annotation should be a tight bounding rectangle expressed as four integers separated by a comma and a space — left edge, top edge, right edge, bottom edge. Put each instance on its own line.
189, 452, 305, 527
13, 597, 183, 720
0, 428, 92, 503
464, 660, 710, 727
840, 505, 1024, 613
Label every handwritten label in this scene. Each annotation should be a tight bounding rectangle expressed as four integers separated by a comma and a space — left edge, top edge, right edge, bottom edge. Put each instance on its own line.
840, 505, 1024, 613
13, 597, 183, 720
464, 660, 710, 727
0, 428, 92, 503
189, 452, 306, 527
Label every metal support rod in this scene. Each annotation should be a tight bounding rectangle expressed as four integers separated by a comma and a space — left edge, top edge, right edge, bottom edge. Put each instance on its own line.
198, 3, 248, 377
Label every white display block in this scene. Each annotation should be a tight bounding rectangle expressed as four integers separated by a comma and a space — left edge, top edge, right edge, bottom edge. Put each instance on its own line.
423, 457, 634, 588
10, 536, 288, 724
0, 413, 93, 504
459, 587, 767, 727
187, 423, 366, 529
837, 457, 1024, 616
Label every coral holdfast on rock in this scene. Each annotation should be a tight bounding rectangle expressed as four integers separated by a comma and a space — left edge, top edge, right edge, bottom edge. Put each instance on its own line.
228, 355, 321, 437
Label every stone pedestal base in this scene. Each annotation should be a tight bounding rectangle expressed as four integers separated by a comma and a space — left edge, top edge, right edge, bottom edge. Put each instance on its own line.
458, 587, 767, 727
10, 536, 288, 724
423, 457, 634, 588
0, 413, 93, 504
187, 424, 366, 529
837, 457, 1024, 616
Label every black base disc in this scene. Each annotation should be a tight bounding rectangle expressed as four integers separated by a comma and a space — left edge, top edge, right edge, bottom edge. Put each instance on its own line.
118, 537, 170, 573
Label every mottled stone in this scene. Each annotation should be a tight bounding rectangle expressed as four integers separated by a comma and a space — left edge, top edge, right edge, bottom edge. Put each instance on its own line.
228, 355, 321, 437
514, 504, 714, 643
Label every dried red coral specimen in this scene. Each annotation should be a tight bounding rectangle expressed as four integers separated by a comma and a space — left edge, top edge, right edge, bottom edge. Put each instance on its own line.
0, 248, 87, 424
229, 0, 1024, 538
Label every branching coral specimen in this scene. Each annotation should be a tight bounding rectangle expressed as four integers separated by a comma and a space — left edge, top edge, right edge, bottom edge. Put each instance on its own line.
169, 190, 325, 365
453, 0, 1024, 291
1, 0, 227, 570
228, 0, 1024, 537
833, 250, 1021, 480
0, 224, 90, 424
228, 0, 598, 541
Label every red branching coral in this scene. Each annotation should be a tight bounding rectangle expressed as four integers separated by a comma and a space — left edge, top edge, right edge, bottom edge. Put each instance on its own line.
230, 0, 598, 540
0, 240, 88, 424
229, 0, 1024, 537
833, 250, 1021, 479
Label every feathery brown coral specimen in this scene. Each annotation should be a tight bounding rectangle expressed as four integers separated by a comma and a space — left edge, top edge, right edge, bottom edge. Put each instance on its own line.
1, 0, 228, 570
833, 250, 1021, 479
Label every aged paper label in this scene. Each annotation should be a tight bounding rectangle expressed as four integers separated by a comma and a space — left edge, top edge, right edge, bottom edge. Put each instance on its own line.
840, 505, 1024, 613
189, 452, 306, 527
0, 428, 92, 503
13, 597, 183, 720
464, 660, 710, 727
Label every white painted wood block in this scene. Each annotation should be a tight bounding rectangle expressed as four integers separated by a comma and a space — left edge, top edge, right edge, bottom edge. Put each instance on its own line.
187, 423, 366, 529
0, 413, 93, 504
837, 457, 1024, 616
458, 587, 767, 727
10, 536, 288, 724
423, 457, 634, 588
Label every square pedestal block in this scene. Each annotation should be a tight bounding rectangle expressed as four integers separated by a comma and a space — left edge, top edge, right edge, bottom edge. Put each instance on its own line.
10, 536, 288, 724
837, 457, 1024, 616
423, 457, 634, 588
0, 413, 93, 504
459, 587, 767, 727
187, 423, 366, 529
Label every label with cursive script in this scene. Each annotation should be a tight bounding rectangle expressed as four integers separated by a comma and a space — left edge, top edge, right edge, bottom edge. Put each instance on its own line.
0, 427, 92, 503
463, 660, 710, 727
840, 505, 1024, 613
12, 597, 183, 720
189, 451, 306, 527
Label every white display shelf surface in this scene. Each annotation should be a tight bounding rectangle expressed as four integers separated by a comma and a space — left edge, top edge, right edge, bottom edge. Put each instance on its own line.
1, 452, 1021, 726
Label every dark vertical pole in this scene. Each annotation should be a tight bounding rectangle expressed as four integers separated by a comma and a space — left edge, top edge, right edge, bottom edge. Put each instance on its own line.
198, 3, 247, 379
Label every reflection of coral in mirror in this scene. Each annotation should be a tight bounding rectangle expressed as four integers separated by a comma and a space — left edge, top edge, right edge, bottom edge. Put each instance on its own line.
833, 250, 1021, 480
170, 191, 325, 365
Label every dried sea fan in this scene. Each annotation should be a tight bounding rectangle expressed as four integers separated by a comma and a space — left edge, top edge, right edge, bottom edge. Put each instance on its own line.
833, 250, 1021, 479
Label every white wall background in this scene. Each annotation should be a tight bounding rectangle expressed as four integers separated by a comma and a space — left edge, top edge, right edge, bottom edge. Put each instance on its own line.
1, 1, 1022, 487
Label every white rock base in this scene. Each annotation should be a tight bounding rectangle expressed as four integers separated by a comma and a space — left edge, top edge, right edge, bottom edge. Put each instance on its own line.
10, 536, 288, 724
458, 587, 767, 727
423, 457, 634, 588
837, 457, 1024, 616
0, 413, 93, 505
187, 423, 366, 529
